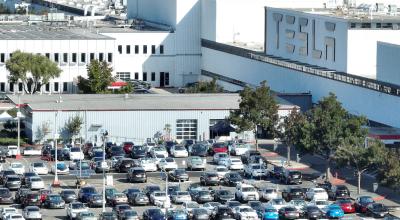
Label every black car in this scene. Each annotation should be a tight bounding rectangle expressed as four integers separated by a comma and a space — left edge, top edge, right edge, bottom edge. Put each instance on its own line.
15, 188, 31, 203
189, 143, 208, 157
88, 194, 103, 208
213, 189, 234, 204
200, 172, 219, 186
143, 185, 162, 198
99, 212, 118, 220
22, 172, 38, 185
278, 206, 300, 219
131, 146, 147, 159
0, 169, 16, 184
329, 185, 350, 200
190, 208, 210, 220
143, 208, 166, 220
241, 150, 261, 164
127, 167, 147, 183
42, 194, 65, 209
109, 146, 126, 158
226, 201, 241, 213
50, 149, 63, 161
113, 204, 131, 219
122, 188, 141, 199
168, 169, 189, 182
213, 206, 234, 220
60, 190, 77, 203
221, 172, 243, 186
115, 158, 136, 173
282, 187, 305, 202
0, 188, 13, 204
193, 190, 213, 204
302, 205, 323, 219
366, 203, 389, 218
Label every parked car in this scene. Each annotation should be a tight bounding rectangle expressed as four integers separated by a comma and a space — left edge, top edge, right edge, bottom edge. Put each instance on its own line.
120, 210, 139, 220
190, 208, 210, 220
187, 156, 206, 171
0, 207, 18, 220
139, 158, 157, 172
130, 146, 147, 159
188, 143, 208, 157
113, 204, 132, 219
51, 162, 69, 175
143, 185, 162, 198
168, 169, 189, 182
335, 198, 356, 213
282, 187, 305, 202
129, 192, 150, 206
328, 185, 350, 200
76, 211, 97, 220
115, 158, 136, 173
213, 206, 234, 220
0, 188, 13, 204
244, 163, 267, 178
66, 202, 89, 220
278, 206, 300, 220
222, 158, 244, 170
171, 191, 192, 204
214, 166, 229, 179
355, 195, 375, 213
6, 145, 20, 157
193, 190, 213, 204
209, 143, 228, 155
150, 146, 169, 158
266, 199, 287, 210
325, 204, 345, 219
167, 209, 187, 220
68, 147, 84, 160
263, 206, 279, 220
42, 194, 65, 209
235, 184, 259, 202
127, 167, 147, 183
60, 190, 77, 203
230, 144, 250, 156
260, 188, 279, 201
305, 187, 328, 201
27, 177, 45, 190
241, 150, 260, 164
213, 189, 234, 204
87, 194, 103, 208
221, 172, 243, 186
5, 175, 21, 190
142, 208, 165, 220
158, 158, 178, 171
199, 172, 219, 186
21, 192, 41, 208
9, 162, 25, 175
366, 203, 389, 218
109, 193, 128, 207
170, 145, 188, 158
232, 205, 258, 220
123, 142, 134, 154
281, 169, 302, 185
213, 153, 229, 165
22, 146, 41, 156
301, 205, 323, 219
22, 206, 42, 220
150, 191, 170, 207
29, 162, 48, 175
99, 212, 118, 220
78, 186, 97, 203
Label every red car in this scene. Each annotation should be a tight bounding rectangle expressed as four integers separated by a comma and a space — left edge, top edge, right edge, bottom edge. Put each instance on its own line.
123, 142, 134, 154
355, 196, 375, 213
39, 189, 51, 204
210, 143, 228, 155
336, 199, 355, 213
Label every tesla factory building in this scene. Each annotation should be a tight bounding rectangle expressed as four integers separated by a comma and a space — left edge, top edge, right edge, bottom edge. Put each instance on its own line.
8, 94, 297, 144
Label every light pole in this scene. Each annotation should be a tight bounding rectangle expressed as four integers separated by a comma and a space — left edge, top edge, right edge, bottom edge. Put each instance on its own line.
16, 95, 22, 159
102, 130, 108, 213
52, 110, 60, 187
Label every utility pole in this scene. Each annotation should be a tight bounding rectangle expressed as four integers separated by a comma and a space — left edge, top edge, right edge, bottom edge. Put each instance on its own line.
102, 130, 108, 213
52, 110, 60, 187
16, 95, 21, 159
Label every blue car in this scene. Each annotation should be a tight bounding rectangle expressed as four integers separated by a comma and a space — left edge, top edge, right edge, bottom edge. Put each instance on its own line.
78, 186, 97, 203
326, 204, 345, 218
167, 210, 187, 220
263, 207, 279, 220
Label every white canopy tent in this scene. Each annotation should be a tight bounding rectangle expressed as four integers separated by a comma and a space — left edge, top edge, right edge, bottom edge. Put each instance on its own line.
0, 111, 13, 122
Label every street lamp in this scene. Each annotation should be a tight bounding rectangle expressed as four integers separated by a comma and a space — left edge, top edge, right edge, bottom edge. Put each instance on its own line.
16, 95, 22, 159
101, 130, 108, 213
52, 110, 61, 187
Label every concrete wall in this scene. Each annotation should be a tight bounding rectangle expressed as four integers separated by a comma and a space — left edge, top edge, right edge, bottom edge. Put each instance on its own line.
202, 47, 400, 128
376, 42, 400, 85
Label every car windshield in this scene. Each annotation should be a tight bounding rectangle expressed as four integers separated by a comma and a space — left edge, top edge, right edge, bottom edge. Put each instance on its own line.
72, 203, 85, 209
372, 204, 386, 211
291, 188, 303, 193
57, 163, 66, 169
231, 159, 241, 163
240, 207, 253, 212
292, 200, 306, 205
81, 212, 94, 217
155, 147, 166, 151
252, 165, 262, 169
187, 203, 200, 208
242, 187, 255, 192
82, 187, 96, 193
216, 167, 228, 172
315, 201, 328, 205
218, 154, 228, 158
11, 164, 22, 168
49, 195, 62, 201
62, 190, 75, 195
175, 169, 186, 174
154, 192, 166, 197
27, 207, 40, 212
33, 163, 45, 167
31, 178, 42, 182
219, 190, 231, 195
70, 148, 80, 152
191, 157, 202, 162
111, 147, 124, 152
177, 192, 189, 196
165, 158, 174, 163
230, 173, 241, 178
265, 208, 277, 212
338, 199, 352, 204
7, 177, 19, 181
175, 146, 185, 150
148, 186, 160, 191
314, 189, 325, 193
213, 143, 225, 148
124, 210, 137, 216
193, 209, 208, 214
265, 189, 276, 193
360, 197, 374, 203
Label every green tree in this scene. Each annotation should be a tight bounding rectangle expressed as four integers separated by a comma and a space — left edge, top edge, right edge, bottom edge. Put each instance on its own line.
65, 115, 83, 143
375, 147, 400, 190
3, 120, 17, 133
6, 51, 61, 94
296, 93, 368, 180
186, 78, 224, 93
229, 81, 279, 150
335, 137, 386, 194
117, 82, 133, 94
77, 60, 114, 94
279, 107, 305, 165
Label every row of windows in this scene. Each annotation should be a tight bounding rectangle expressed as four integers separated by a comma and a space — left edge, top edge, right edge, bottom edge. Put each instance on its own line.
0, 82, 68, 93
0, 52, 113, 64
116, 72, 169, 82
117, 45, 164, 55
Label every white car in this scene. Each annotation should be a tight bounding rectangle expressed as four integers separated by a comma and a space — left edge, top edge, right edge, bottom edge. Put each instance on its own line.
150, 191, 170, 207
140, 158, 158, 172
288, 199, 307, 211
230, 144, 250, 156
214, 166, 229, 179
233, 205, 258, 220
244, 163, 268, 178
68, 147, 84, 160
0, 207, 18, 220
6, 146, 19, 157
66, 202, 89, 220
9, 162, 25, 175
305, 188, 329, 201
22, 146, 41, 156
4, 214, 24, 220
158, 157, 178, 171
143, 142, 157, 152
150, 147, 169, 158
28, 177, 45, 190
266, 198, 287, 210
224, 158, 244, 170
260, 188, 279, 201
213, 153, 229, 165
170, 145, 188, 158
22, 206, 41, 220
235, 184, 260, 202
171, 191, 192, 204
30, 162, 49, 175
153, 154, 166, 165
181, 201, 200, 213
52, 162, 69, 175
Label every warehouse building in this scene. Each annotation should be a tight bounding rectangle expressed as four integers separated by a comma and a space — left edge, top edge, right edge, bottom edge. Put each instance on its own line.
8, 93, 298, 144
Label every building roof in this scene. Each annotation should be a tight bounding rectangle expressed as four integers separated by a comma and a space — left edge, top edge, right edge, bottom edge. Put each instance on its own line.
7, 93, 296, 112
0, 25, 114, 40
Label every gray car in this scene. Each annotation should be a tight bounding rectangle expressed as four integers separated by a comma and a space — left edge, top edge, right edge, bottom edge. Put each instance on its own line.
60, 190, 77, 203
190, 208, 211, 220
22, 206, 42, 220
187, 156, 206, 171
120, 210, 139, 220
5, 175, 21, 190
129, 193, 149, 206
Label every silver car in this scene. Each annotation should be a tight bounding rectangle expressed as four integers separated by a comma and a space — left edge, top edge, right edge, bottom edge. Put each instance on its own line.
171, 191, 192, 204
22, 206, 42, 220
187, 156, 206, 171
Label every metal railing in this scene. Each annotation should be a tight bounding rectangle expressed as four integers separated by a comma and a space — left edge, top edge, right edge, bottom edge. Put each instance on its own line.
202, 39, 400, 97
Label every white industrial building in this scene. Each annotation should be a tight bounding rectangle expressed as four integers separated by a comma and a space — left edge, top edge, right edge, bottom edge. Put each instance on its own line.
8, 94, 297, 143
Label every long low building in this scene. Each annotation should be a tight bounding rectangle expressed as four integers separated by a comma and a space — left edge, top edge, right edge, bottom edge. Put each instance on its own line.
8, 93, 298, 144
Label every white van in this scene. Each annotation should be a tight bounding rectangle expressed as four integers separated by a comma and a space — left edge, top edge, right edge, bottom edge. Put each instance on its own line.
7, 145, 20, 157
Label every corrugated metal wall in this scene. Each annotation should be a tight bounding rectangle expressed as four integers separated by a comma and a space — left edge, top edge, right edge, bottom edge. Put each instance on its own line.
31, 110, 230, 144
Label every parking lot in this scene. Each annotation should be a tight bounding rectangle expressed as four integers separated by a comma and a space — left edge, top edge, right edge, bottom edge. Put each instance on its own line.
0, 152, 396, 220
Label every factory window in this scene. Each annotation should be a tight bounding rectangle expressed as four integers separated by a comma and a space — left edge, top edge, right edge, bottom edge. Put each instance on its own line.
116, 72, 131, 81
143, 45, 147, 54
107, 53, 113, 62
45, 53, 50, 59
9, 83, 14, 92
361, 23, 371, 28
54, 53, 59, 62
63, 53, 68, 63
383, 23, 393, 28
99, 53, 104, 61
9, 53, 12, 58
350, 23, 356, 28
134, 72, 139, 80
72, 53, 77, 63
0, 83, 4, 92
143, 72, 147, 81
0, 53, 4, 63
151, 45, 156, 54
45, 83, 50, 92
18, 83, 23, 92
176, 119, 197, 140
118, 45, 122, 54
160, 45, 164, 54
90, 53, 95, 61
126, 45, 131, 54
81, 53, 86, 63
63, 82, 68, 92
135, 45, 139, 54
54, 82, 59, 92
151, 72, 155, 81
376, 23, 381, 28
